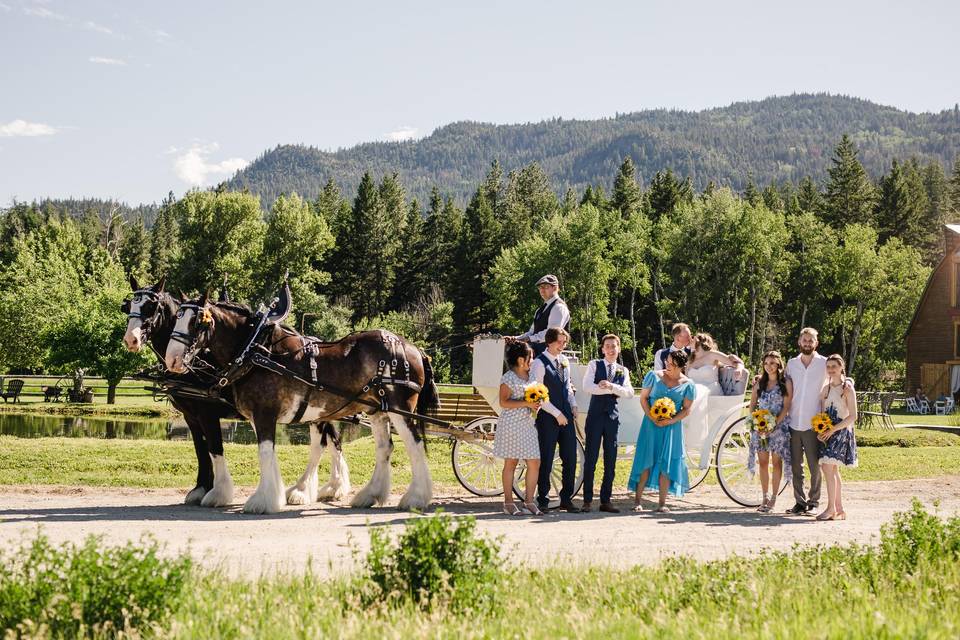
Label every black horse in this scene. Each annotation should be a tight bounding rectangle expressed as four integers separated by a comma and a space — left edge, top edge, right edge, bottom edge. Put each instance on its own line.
122, 277, 351, 507
163, 294, 439, 513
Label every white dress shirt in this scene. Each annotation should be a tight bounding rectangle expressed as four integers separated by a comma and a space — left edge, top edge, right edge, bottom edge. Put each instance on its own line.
653, 343, 685, 371
518, 294, 570, 344
582, 359, 635, 398
785, 352, 828, 431
530, 352, 578, 418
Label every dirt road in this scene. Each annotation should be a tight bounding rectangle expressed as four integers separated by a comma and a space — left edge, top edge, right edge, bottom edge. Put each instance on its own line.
2, 478, 958, 577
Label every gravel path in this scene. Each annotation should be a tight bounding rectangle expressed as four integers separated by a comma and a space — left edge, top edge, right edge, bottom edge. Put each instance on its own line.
2, 478, 958, 577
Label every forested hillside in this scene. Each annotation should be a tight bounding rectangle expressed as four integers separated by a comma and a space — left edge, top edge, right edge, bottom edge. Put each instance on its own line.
229, 94, 960, 205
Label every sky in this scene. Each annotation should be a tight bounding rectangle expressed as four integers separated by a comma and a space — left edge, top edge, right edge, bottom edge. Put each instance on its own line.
1, 0, 958, 206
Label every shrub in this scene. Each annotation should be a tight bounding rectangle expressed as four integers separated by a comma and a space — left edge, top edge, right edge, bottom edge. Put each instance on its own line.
355, 510, 500, 612
0, 533, 192, 637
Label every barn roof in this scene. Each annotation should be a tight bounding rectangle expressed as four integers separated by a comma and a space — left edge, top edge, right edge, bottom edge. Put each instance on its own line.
906, 224, 960, 335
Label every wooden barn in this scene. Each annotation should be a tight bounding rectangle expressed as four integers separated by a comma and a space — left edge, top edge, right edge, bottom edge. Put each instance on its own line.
905, 224, 960, 399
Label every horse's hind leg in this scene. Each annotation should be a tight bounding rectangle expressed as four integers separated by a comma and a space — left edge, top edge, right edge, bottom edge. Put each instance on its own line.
317, 422, 351, 500
184, 415, 212, 505
350, 414, 392, 508
243, 414, 285, 515
391, 414, 433, 511
201, 416, 235, 508
286, 422, 324, 505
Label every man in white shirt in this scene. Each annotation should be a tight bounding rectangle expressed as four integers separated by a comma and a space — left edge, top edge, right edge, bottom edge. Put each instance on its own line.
530, 327, 579, 512
784, 327, 828, 514
512, 274, 571, 357
580, 334, 634, 513
654, 323, 692, 371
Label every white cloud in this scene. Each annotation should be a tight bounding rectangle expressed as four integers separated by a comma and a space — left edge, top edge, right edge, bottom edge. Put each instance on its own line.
23, 6, 65, 20
89, 56, 126, 66
82, 20, 113, 35
172, 143, 249, 186
0, 119, 58, 137
0, 4, 11, 13
153, 29, 172, 42
384, 126, 418, 142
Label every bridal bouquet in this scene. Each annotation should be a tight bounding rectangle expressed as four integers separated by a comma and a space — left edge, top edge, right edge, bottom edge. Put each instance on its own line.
750, 408, 774, 446
524, 382, 550, 417
650, 397, 677, 424
811, 412, 833, 436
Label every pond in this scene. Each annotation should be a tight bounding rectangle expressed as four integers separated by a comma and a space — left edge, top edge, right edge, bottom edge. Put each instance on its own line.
0, 412, 366, 446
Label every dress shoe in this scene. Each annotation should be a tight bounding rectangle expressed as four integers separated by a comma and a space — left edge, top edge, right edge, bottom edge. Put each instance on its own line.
557, 501, 580, 513
579, 501, 593, 513
599, 502, 620, 513
786, 503, 807, 515
805, 502, 818, 513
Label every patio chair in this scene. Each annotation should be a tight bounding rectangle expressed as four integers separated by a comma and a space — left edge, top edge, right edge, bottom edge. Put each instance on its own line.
906, 397, 921, 413
920, 399, 931, 415
936, 397, 955, 415
1, 378, 24, 403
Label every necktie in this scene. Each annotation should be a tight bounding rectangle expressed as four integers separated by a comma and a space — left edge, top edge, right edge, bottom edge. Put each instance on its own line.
607, 363, 613, 381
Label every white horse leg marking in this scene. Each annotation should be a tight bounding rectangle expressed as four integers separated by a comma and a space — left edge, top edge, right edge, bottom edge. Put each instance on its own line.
393, 414, 433, 511
350, 414, 392, 508
318, 435, 351, 500
184, 485, 206, 505
201, 454, 235, 507
243, 438, 285, 514
286, 424, 322, 505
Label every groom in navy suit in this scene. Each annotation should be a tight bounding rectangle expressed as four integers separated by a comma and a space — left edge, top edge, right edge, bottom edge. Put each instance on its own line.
530, 326, 580, 512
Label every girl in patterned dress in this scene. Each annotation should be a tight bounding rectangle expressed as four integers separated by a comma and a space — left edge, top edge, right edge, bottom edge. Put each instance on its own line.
816, 354, 858, 521
493, 342, 544, 516
747, 350, 793, 513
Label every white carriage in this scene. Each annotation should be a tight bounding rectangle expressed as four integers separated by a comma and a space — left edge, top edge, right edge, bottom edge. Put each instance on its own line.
448, 336, 788, 507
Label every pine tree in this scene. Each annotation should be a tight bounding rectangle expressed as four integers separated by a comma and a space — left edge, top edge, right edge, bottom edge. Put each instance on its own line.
390, 198, 427, 308
875, 160, 924, 244
118, 215, 151, 282
148, 192, 178, 281
648, 169, 690, 219
743, 176, 761, 206
823, 134, 876, 227
796, 176, 823, 215
501, 163, 557, 247
612, 157, 642, 219
950, 157, 960, 216
451, 188, 502, 341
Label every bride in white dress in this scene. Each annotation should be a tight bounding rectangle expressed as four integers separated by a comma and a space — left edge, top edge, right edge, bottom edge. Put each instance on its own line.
684, 333, 743, 456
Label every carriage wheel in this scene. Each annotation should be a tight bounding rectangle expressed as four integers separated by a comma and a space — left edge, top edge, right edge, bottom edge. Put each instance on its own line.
715, 417, 790, 506
451, 416, 503, 497
686, 446, 712, 491
512, 439, 585, 506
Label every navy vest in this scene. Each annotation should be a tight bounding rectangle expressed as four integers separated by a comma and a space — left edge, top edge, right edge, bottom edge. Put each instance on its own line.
537, 353, 571, 416
658, 346, 692, 370
533, 298, 570, 334
588, 360, 623, 421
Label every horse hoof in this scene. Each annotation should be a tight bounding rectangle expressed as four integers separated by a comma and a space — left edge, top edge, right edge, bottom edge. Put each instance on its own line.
317, 480, 350, 501
201, 483, 234, 508
398, 494, 432, 511
184, 486, 206, 505
350, 491, 380, 508
286, 486, 313, 505
243, 492, 283, 515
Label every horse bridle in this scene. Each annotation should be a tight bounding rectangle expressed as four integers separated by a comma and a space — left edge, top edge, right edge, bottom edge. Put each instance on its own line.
170, 303, 214, 366
123, 289, 165, 343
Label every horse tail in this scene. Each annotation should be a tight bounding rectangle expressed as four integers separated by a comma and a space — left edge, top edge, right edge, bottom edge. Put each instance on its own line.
415, 350, 441, 437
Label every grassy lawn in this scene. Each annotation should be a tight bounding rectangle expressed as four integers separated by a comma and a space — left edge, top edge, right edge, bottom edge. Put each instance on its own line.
2, 430, 959, 490
3, 502, 959, 639
889, 408, 959, 427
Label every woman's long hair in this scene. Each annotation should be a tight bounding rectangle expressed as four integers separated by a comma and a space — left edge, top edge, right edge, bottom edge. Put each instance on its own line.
758, 350, 787, 396
689, 332, 716, 367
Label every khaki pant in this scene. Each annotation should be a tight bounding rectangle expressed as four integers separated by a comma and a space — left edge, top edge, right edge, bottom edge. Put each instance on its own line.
790, 428, 821, 507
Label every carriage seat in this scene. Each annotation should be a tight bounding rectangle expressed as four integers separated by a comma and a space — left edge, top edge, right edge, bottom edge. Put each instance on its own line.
718, 366, 750, 397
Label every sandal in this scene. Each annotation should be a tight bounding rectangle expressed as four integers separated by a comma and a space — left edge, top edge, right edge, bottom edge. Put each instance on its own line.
502, 503, 522, 516
757, 496, 771, 513
523, 502, 544, 516
655, 504, 670, 513
631, 502, 644, 512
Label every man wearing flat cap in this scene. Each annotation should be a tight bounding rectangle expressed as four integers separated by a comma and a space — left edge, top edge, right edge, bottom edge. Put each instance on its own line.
511, 274, 571, 357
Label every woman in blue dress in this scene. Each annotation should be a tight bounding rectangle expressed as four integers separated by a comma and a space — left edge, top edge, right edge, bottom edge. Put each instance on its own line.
628, 350, 696, 512
747, 350, 793, 513
816, 353, 858, 521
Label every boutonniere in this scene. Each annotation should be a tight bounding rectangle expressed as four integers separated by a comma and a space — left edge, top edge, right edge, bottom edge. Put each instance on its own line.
557, 355, 568, 370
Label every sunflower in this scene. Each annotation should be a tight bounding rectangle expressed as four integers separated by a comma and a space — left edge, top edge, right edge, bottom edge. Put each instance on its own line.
751, 409, 773, 435
650, 397, 677, 424
811, 412, 833, 435
524, 383, 549, 404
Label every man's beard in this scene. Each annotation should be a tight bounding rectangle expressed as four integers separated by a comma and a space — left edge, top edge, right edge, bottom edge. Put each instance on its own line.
799, 345, 816, 355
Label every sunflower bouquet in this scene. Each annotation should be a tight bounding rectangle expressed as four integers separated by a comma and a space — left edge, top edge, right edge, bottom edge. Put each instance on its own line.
750, 408, 774, 446
524, 382, 550, 417
811, 412, 833, 436
650, 397, 677, 425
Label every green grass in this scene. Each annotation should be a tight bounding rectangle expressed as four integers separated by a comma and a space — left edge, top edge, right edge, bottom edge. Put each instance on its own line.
4, 502, 960, 639
0, 395, 174, 418
2, 431, 960, 490
889, 409, 959, 427
0, 435, 464, 489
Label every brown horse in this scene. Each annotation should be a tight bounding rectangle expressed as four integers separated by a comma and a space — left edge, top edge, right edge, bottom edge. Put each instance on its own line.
163, 294, 439, 514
